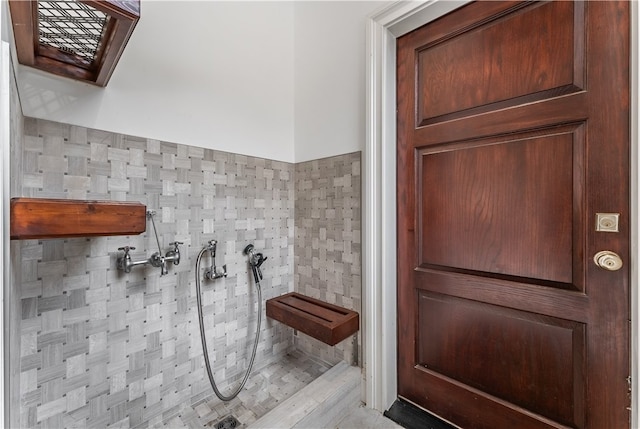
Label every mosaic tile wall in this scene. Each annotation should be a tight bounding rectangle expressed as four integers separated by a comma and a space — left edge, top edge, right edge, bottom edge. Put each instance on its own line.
14, 118, 296, 428
294, 153, 362, 365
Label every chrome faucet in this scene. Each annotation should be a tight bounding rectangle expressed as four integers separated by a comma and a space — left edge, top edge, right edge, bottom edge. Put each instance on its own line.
204, 240, 227, 280
117, 246, 136, 273
116, 211, 183, 276
165, 241, 183, 265
118, 243, 182, 276
118, 246, 151, 273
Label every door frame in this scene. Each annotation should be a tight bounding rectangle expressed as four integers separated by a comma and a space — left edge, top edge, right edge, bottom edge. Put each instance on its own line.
1, 1, 9, 427
363, 2, 639, 427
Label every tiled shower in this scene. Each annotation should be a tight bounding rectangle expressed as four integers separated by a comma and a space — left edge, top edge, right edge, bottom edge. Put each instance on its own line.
8, 67, 362, 427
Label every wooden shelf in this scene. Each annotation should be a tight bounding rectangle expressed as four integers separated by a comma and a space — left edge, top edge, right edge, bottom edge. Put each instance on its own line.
10, 198, 146, 240
266, 292, 359, 346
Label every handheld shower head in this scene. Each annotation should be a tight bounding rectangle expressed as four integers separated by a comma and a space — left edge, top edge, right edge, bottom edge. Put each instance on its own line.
243, 244, 267, 283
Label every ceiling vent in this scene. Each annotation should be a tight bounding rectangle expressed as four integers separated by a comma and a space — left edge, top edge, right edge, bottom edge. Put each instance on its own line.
9, 0, 140, 87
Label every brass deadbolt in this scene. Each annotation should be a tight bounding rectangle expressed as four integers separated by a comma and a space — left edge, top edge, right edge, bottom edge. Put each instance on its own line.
593, 250, 623, 271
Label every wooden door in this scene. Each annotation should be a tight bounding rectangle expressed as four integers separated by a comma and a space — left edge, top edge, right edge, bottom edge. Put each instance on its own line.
396, 2, 630, 428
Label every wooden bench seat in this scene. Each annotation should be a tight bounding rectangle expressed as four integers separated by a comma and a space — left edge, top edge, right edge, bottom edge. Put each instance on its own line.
266, 292, 359, 346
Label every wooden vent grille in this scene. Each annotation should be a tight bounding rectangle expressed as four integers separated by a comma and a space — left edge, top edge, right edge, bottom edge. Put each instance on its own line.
38, 1, 108, 63
9, 0, 140, 87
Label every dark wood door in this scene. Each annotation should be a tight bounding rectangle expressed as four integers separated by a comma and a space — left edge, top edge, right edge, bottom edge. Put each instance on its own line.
396, 2, 630, 428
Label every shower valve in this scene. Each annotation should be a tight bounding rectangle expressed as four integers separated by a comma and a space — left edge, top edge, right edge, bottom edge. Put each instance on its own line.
203, 240, 227, 280
149, 252, 168, 275
207, 240, 218, 256
205, 264, 227, 280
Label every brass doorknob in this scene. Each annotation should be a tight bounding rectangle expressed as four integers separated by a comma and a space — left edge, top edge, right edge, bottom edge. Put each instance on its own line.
593, 250, 623, 271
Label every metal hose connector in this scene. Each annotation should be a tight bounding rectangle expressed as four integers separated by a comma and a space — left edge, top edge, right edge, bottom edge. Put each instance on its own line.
195, 247, 262, 401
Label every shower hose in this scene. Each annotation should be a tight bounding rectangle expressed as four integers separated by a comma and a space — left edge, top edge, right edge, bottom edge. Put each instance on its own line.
195, 245, 264, 401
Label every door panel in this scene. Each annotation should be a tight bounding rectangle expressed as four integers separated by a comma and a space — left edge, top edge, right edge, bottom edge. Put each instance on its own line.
397, 1, 629, 428
418, 129, 576, 284
418, 292, 585, 427
416, 1, 581, 125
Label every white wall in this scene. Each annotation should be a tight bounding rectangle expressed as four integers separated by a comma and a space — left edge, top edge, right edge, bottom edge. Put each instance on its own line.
13, 1, 390, 164
16, 1, 295, 162
294, 1, 388, 162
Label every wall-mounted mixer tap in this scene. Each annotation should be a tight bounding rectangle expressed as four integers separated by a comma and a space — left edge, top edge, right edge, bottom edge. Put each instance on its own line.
116, 211, 183, 276
204, 240, 227, 280
118, 244, 182, 276
117, 246, 171, 274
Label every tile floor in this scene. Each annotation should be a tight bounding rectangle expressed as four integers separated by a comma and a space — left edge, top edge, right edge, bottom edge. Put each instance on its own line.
152, 351, 329, 428
335, 405, 402, 429
150, 351, 400, 429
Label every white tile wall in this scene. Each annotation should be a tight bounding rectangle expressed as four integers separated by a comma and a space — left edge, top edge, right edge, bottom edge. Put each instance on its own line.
10, 117, 363, 428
